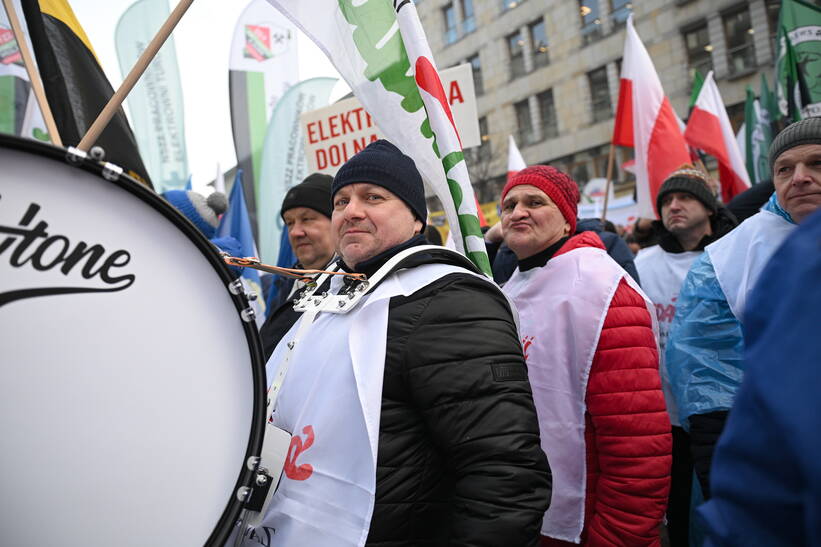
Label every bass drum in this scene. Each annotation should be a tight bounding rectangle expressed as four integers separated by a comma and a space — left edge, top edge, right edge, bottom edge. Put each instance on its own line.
0, 134, 265, 546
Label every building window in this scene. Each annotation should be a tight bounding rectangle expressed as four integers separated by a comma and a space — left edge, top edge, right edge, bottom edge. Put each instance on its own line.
683, 22, 713, 82
467, 53, 483, 96
766, 0, 780, 46
588, 66, 612, 123
611, 0, 632, 27
515, 99, 536, 145
579, 0, 603, 45
537, 89, 558, 139
508, 30, 527, 80
461, 0, 476, 34
726, 101, 746, 133
530, 19, 549, 69
723, 6, 756, 74
443, 3, 457, 44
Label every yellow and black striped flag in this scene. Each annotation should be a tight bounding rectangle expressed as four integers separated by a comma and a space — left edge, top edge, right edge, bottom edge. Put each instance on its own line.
20, 0, 153, 188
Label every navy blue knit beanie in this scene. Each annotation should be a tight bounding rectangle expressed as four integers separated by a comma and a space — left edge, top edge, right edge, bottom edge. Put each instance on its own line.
332, 139, 427, 224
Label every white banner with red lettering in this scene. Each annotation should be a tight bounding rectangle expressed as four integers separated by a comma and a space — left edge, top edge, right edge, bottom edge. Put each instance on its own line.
300, 63, 479, 175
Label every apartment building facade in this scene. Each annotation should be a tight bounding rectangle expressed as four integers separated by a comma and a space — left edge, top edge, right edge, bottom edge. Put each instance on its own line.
416, 0, 785, 203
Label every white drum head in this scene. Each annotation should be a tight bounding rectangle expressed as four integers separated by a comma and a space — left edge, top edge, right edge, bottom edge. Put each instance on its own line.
0, 138, 264, 546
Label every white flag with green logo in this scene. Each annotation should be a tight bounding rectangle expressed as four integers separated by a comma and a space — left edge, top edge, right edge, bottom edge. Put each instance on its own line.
265, 0, 490, 275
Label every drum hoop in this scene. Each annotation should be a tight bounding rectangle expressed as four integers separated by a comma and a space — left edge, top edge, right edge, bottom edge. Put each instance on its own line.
0, 134, 266, 546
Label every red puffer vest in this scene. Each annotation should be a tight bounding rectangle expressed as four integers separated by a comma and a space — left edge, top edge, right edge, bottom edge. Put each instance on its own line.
541, 232, 671, 547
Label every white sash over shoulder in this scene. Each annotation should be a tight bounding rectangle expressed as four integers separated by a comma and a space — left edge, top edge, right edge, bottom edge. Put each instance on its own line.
242, 247, 492, 547
504, 246, 657, 543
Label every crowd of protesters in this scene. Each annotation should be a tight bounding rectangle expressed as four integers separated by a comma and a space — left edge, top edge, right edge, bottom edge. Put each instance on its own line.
164, 117, 820, 546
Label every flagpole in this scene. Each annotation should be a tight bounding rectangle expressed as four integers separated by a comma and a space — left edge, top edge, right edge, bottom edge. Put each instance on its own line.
2, 0, 62, 146
77, 0, 195, 152
600, 143, 616, 222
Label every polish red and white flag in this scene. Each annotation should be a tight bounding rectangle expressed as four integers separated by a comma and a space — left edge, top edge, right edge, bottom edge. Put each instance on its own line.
685, 71, 751, 203
612, 15, 690, 218
507, 135, 526, 181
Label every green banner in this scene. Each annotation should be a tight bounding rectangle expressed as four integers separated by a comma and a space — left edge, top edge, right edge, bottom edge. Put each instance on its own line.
115, 0, 188, 192
744, 86, 773, 184
775, 0, 821, 121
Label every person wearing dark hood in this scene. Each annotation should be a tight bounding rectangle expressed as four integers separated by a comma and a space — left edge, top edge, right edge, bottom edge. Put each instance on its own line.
236, 140, 551, 546
633, 167, 737, 546
258, 173, 336, 360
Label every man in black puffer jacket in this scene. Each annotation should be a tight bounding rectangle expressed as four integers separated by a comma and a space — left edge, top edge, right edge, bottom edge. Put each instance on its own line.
237, 140, 551, 547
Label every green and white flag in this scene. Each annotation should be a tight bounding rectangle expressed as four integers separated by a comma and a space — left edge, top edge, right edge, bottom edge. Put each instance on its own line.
265, 0, 490, 274
743, 85, 772, 185
115, 0, 188, 192
775, 0, 821, 121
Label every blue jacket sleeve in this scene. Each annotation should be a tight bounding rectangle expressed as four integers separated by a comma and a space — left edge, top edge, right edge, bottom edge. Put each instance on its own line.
666, 253, 744, 428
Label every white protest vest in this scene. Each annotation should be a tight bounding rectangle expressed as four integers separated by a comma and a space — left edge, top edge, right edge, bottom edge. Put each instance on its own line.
706, 209, 795, 322
503, 246, 657, 543
634, 245, 701, 426
243, 260, 484, 547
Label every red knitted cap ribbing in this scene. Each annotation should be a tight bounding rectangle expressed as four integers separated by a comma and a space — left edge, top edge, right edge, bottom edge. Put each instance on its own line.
501, 165, 580, 234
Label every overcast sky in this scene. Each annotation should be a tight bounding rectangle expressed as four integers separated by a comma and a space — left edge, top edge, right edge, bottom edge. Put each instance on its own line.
71, 0, 350, 190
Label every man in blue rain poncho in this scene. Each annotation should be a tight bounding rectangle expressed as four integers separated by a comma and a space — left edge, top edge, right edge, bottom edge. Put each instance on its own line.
666, 117, 821, 499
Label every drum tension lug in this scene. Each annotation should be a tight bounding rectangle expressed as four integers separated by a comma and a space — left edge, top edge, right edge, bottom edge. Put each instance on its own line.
243, 469, 274, 512
241, 307, 256, 323
66, 146, 88, 164
102, 162, 123, 182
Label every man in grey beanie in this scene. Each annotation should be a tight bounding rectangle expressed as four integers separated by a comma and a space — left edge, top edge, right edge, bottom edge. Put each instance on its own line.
666, 117, 821, 499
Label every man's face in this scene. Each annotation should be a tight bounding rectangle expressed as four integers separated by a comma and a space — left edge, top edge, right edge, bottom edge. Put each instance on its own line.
501, 184, 570, 260
660, 191, 712, 235
331, 183, 423, 268
282, 206, 334, 270
773, 144, 821, 223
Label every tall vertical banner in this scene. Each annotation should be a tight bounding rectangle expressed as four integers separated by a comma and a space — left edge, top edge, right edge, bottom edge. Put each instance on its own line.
229, 0, 299, 237
258, 77, 337, 264
743, 84, 773, 185
115, 0, 188, 193
265, 0, 490, 274
775, 0, 821, 121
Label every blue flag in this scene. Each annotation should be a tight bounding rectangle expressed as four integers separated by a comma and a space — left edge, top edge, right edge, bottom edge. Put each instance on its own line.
263, 227, 298, 316
217, 169, 265, 321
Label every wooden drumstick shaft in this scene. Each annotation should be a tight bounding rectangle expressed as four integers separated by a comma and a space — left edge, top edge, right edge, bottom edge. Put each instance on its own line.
77, 0, 195, 152
1, 0, 63, 146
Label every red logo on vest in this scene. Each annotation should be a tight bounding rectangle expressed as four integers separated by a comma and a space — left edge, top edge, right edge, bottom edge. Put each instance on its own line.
284, 425, 314, 481
522, 335, 535, 362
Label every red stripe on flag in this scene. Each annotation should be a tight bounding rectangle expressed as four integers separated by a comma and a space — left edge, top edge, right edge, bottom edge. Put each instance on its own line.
647, 97, 691, 214
717, 162, 750, 204
612, 78, 634, 147
685, 107, 730, 165
686, 106, 748, 202
414, 56, 462, 149
475, 196, 488, 227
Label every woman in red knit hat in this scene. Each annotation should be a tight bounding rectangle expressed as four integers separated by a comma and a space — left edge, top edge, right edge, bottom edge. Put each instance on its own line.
501, 165, 672, 546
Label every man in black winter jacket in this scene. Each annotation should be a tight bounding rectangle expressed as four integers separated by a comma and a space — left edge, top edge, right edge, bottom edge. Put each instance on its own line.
258, 173, 336, 360
238, 140, 551, 547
